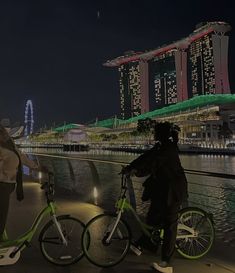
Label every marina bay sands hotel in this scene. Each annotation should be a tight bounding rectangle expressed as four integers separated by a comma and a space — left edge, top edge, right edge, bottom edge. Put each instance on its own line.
104, 22, 231, 119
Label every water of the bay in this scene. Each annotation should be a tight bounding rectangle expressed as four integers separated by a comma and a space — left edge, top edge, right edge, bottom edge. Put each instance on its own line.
25, 148, 235, 247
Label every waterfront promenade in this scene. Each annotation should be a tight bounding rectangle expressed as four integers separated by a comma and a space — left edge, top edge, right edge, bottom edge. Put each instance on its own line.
1, 180, 234, 273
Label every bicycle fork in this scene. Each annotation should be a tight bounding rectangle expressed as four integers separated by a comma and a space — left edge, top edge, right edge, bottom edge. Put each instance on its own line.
51, 215, 68, 246
105, 211, 123, 244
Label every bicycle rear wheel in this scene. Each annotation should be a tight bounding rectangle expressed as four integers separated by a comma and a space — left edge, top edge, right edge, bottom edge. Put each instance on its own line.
82, 213, 131, 267
176, 207, 215, 259
39, 215, 85, 266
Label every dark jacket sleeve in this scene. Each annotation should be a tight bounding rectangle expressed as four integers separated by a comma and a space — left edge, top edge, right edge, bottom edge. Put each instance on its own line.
128, 144, 160, 176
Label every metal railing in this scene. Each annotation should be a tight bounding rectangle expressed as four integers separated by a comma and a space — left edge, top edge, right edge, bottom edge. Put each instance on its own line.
26, 152, 235, 246
27, 153, 235, 208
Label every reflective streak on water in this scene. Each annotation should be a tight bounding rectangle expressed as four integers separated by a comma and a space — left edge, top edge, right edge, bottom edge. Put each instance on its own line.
26, 149, 235, 247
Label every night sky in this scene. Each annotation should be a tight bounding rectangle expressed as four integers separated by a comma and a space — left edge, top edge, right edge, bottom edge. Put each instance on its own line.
0, 0, 234, 129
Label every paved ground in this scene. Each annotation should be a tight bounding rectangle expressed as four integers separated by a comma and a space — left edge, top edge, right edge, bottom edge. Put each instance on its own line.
0, 181, 234, 273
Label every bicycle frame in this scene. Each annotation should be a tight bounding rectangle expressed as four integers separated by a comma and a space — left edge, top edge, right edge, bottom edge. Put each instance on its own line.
0, 201, 67, 252
114, 197, 197, 241
103, 173, 199, 246
115, 197, 158, 237
82, 173, 215, 267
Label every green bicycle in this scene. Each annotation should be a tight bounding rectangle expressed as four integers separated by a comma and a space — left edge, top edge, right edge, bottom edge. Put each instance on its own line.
82, 172, 215, 267
0, 172, 85, 266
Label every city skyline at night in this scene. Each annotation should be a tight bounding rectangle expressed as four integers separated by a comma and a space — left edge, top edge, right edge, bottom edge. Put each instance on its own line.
0, 1, 234, 128
106, 22, 231, 119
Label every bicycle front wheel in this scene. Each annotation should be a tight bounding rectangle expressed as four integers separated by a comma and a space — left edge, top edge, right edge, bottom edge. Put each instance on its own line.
176, 207, 215, 259
39, 215, 85, 266
82, 213, 131, 267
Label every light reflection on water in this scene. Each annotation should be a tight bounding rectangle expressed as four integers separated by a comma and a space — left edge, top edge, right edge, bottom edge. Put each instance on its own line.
25, 148, 235, 247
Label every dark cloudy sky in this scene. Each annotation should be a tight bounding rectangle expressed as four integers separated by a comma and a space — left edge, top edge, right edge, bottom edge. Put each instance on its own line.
0, 0, 234, 129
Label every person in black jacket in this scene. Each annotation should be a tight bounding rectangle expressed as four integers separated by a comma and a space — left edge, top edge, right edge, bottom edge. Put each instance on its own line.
123, 122, 188, 273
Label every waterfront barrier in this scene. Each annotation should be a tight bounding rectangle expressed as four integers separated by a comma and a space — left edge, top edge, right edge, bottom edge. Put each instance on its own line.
26, 152, 235, 247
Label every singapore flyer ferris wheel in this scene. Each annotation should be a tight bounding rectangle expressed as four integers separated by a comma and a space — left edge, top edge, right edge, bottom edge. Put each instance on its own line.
24, 100, 34, 136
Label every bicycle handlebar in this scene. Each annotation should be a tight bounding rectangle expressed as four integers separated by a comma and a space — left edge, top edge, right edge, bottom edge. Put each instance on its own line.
40, 171, 55, 197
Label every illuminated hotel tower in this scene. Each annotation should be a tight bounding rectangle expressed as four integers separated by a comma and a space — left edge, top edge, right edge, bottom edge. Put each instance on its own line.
104, 22, 231, 119
188, 23, 231, 96
149, 50, 177, 109
119, 61, 141, 119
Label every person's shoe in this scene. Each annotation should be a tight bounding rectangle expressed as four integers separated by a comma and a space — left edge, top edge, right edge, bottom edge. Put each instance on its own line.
151, 261, 173, 273
130, 243, 142, 256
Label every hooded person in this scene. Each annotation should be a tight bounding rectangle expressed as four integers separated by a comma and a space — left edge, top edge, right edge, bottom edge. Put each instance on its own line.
123, 121, 188, 273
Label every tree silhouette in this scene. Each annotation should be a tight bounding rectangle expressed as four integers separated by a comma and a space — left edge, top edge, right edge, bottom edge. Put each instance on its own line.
137, 118, 156, 135
218, 121, 233, 147
218, 122, 233, 140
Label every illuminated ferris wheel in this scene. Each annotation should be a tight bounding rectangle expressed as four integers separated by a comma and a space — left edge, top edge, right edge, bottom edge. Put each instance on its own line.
24, 100, 34, 136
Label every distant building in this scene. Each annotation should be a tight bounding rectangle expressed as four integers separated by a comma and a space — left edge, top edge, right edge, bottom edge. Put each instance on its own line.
1, 118, 10, 127
149, 50, 177, 109
119, 61, 141, 119
104, 22, 231, 119
90, 94, 235, 145
9, 126, 24, 139
188, 23, 231, 97
63, 129, 87, 143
